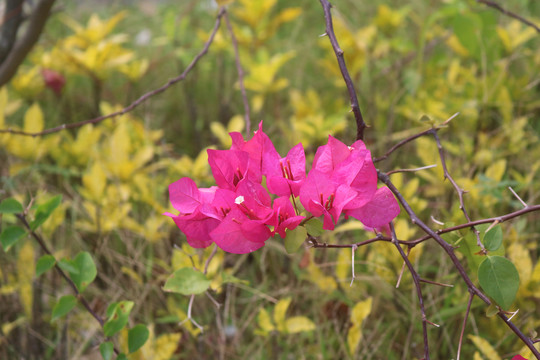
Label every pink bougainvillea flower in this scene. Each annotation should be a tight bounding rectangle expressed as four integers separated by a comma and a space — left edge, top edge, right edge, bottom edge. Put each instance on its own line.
344, 186, 400, 228
312, 135, 351, 174
210, 208, 272, 254
234, 179, 274, 222
266, 143, 306, 197
229, 121, 280, 180
168, 177, 217, 214
511, 356, 528, 360
207, 149, 252, 190
41, 69, 65, 95
333, 148, 378, 210
299, 169, 357, 230
268, 196, 305, 238
166, 209, 220, 249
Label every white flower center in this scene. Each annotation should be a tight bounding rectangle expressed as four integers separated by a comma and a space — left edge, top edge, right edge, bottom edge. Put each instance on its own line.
235, 196, 245, 205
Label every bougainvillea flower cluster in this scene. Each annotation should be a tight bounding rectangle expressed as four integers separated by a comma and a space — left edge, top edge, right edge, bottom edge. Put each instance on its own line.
166, 122, 400, 254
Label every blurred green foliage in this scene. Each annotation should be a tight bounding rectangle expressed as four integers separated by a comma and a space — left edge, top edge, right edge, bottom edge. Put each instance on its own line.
1, 0, 539, 358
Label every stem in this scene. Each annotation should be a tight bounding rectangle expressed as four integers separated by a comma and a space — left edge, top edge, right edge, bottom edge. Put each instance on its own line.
318, 0, 366, 141
0, 7, 227, 137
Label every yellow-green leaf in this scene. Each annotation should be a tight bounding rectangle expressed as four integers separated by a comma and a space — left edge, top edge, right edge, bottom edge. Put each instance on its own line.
347, 297, 373, 354
285, 316, 315, 333
467, 335, 502, 360
273, 297, 292, 332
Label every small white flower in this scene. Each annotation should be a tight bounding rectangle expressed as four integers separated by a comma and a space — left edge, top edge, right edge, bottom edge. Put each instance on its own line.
235, 196, 245, 204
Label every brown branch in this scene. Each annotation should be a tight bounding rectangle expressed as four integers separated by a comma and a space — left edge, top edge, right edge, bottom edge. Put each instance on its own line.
389, 222, 430, 359
373, 113, 458, 163
0, 0, 24, 64
406, 204, 540, 247
224, 11, 251, 136
456, 291, 474, 360
477, 0, 540, 34
378, 171, 540, 358
0, 7, 227, 137
430, 130, 483, 252
318, 0, 366, 141
0, 0, 56, 86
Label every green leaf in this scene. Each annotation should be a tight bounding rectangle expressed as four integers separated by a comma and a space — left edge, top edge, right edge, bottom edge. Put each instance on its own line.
99, 342, 114, 360
51, 295, 77, 321
128, 324, 149, 353
57, 259, 78, 274
222, 272, 249, 285
452, 13, 481, 57
284, 226, 307, 254
0, 198, 23, 214
304, 218, 323, 237
0, 226, 26, 252
36, 254, 56, 277
116, 354, 128, 360
103, 301, 134, 337
478, 256, 520, 310
30, 195, 62, 231
68, 251, 97, 292
163, 267, 211, 295
483, 225, 503, 252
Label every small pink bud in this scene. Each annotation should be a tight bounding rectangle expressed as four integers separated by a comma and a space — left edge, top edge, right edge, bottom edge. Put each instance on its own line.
41, 69, 65, 96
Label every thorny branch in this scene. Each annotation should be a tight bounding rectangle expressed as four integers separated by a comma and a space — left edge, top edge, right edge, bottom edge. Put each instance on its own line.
389, 222, 431, 359
318, 0, 366, 141
430, 128, 483, 251
0, 7, 227, 137
379, 171, 540, 358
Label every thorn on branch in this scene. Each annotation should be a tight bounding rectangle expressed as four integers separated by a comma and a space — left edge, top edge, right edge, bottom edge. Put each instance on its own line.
508, 186, 528, 208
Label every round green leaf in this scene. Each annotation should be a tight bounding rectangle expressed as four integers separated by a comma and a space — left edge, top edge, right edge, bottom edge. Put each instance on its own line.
304, 218, 323, 237
69, 251, 97, 292
103, 301, 134, 337
284, 226, 307, 254
36, 254, 56, 277
128, 324, 149, 353
478, 256, 519, 310
0, 198, 24, 214
483, 225, 503, 252
1, 226, 26, 252
51, 295, 77, 321
163, 267, 211, 295
99, 342, 114, 360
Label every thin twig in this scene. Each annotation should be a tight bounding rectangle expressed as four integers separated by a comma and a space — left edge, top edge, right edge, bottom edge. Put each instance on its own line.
395, 246, 411, 288
509, 187, 528, 208
406, 204, 540, 247
477, 0, 540, 33
224, 11, 251, 136
318, 0, 366, 141
389, 222, 430, 359
0, 7, 227, 137
350, 244, 357, 287
387, 164, 437, 176
373, 113, 458, 163
419, 278, 454, 288
456, 292, 474, 360
379, 171, 540, 358
181, 294, 204, 333
430, 130, 483, 252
